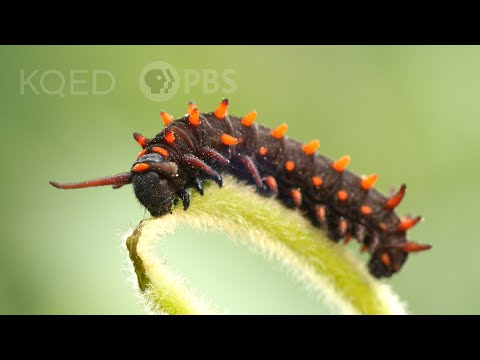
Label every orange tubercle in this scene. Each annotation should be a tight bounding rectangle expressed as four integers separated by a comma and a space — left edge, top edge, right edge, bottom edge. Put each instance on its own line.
285, 160, 296, 172
187, 102, 197, 115
315, 205, 326, 224
258, 146, 268, 156
133, 132, 148, 148
360, 173, 378, 190
189, 107, 200, 126
397, 216, 422, 232
263, 176, 278, 193
337, 190, 348, 201
302, 139, 320, 155
214, 98, 229, 119
137, 149, 147, 159
385, 184, 406, 210
311, 176, 323, 187
221, 134, 239, 145
132, 163, 150, 173
379, 222, 388, 232
338, 219, 348, 236
152, 147, 169, 158
241, 111, 257, 127
164, 130, 175, 144
401, 242, 432, 253
271, 123, 288, 139
360, 205, 373, 216
332, 155, 350, 172
291, 189, 302, 207
160, 111, 174, 126
380, 253, 391, 267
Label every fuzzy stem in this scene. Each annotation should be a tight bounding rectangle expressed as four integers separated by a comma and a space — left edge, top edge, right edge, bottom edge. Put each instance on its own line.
125, 175, 407, 315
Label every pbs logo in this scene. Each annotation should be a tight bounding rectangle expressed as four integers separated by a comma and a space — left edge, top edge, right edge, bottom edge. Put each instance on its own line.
139, 61, 180, 102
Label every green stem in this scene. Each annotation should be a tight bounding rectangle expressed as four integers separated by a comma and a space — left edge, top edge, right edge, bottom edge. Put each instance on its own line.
125, 175, 407, 315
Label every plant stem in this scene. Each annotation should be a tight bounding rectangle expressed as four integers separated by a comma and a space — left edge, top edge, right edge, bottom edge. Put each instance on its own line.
126, 175, 407, 315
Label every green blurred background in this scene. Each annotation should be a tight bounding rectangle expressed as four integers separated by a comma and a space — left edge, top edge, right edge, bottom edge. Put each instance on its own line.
0, 46, 477, 314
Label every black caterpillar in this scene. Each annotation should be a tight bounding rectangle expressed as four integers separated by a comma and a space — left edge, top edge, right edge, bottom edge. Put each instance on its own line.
50, 99, 431, 278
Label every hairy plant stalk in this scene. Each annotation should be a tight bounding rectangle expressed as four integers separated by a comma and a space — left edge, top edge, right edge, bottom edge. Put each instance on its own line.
125, 175, 407, 315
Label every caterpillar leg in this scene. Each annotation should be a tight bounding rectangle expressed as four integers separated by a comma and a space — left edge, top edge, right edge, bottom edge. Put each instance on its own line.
191, 178, 204, 196
176, 189, 190, 210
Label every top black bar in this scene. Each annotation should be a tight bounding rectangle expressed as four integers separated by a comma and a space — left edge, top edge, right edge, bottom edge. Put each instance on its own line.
2, 16, 480, 45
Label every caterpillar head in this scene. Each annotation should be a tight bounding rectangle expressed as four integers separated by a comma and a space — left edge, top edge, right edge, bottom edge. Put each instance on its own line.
131, 153, 178, 216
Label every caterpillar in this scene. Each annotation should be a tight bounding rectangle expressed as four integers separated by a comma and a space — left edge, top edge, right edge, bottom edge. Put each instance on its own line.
50, 99, 431, 278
